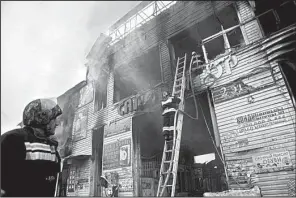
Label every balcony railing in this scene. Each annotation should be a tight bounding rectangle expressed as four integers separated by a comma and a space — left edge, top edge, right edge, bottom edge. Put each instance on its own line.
105, 1, 177, 46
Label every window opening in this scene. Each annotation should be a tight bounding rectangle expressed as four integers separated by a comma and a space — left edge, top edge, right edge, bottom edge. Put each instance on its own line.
255, 0, 296, 36
170, 3, 245, 68
113, 46, 162, 103
201, 4, 245, 63
94, 75, 108, 111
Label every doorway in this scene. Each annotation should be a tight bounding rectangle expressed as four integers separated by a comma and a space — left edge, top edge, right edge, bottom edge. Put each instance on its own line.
132, 91, 226, 197
132, 110, 164, 197
178, 91, 226, 196
92, 126, 105, 196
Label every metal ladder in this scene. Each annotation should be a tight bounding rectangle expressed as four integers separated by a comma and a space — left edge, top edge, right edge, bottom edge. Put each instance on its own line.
156, 53, 187, 197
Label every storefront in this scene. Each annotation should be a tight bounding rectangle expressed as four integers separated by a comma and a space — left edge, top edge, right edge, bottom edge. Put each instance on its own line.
58, 1, 296, 197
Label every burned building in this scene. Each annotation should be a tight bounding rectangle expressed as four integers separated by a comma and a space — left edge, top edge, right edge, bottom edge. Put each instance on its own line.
57, 1, 296, 197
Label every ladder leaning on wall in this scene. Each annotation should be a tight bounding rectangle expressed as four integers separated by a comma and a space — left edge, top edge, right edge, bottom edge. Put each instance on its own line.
156, 53, 187, 197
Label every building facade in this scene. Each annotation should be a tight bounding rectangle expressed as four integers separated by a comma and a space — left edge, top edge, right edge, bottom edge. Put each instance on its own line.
57, 1, 296, 197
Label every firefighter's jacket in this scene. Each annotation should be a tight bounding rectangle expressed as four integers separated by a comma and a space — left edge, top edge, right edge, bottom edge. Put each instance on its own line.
161, 96, 181, 115
1, 127, 61, 197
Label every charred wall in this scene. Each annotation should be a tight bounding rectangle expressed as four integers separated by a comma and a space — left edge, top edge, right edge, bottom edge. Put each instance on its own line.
55, 81, 86, 158
64, 1, 278, 196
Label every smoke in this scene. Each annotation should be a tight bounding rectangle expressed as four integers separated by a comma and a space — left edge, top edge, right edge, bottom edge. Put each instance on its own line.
112, 25, 161, 96
1, 1, 140, 134
109, 2, 186, 96
54, 83, 84, 157
135, 111, 164, 157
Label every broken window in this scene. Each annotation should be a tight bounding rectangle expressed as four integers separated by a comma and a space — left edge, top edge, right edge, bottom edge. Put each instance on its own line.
201, 3, 245, 62
255, 0, 296, 36
113, 46, 162, 103
170, 3, 245, 66
113, 73, 137, 103
94, 77, 108, 111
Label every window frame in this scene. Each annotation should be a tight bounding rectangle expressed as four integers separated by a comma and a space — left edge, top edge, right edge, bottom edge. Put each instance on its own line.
94, 78, 108, 112
254, 0, 296, 37
201, 23, 244, 64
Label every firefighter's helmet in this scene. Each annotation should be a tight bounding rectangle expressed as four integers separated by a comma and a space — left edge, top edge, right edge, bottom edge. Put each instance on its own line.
23, 98, 62, 127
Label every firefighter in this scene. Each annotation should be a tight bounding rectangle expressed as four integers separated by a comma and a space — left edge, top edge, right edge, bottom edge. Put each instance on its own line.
161, 91, 181, 141
1, 98, 62, 197
99, 175, 120, 197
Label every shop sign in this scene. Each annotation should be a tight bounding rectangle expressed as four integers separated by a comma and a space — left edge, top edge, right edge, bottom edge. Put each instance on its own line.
120, 178, 133, 192
252, 150, 293, 173
105, 117, 131, 138
221, 106, 292, 152
73, 108, 88, 141
203, 54, 238, 87
188, 53, 238, 91
221, 107, 289, 144
228, 136, 295, 153
235, 107, 287, 134
117, 88, 160, 116
78, 83, 94, 108
212, 67, 275, 104
103, 138, 131, 170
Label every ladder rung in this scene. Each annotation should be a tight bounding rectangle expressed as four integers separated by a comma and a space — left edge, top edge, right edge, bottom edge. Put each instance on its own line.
166, 140, 174, 143
161, 185, 173, 187
162, 171, 177, 174
158, 54, 186, 196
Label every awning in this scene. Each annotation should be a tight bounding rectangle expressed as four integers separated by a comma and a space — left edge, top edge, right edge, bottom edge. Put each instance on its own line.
62, 154, 90, 164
